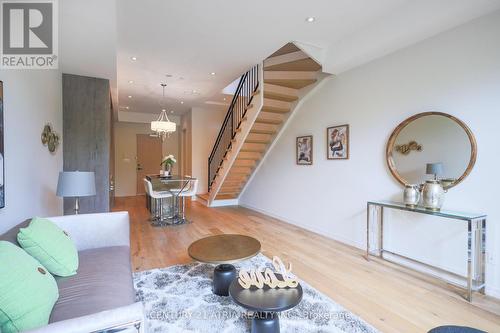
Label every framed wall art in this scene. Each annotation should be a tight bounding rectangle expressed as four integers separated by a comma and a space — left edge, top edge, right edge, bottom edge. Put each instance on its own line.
296, 135, 313, 165
327, 124, 349, 160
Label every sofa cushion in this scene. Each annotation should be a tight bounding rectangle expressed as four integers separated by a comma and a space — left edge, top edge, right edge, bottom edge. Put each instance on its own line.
0, 241, 59, 333
0, 219, 30, 246
49, 246, 135, 323
18, 217, 79, 277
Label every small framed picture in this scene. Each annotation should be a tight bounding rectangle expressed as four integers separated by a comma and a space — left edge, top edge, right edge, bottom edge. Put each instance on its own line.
327, 125, 349, 160
296, 135, 313, 165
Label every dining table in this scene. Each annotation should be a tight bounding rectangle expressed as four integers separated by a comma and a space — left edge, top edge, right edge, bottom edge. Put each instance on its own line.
146, 175, 194, 225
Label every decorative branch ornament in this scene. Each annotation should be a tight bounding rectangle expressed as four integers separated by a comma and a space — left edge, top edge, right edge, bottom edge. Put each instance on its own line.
238, 256, 299, 289
395, 140, 422, 155
41, 123, 60, 153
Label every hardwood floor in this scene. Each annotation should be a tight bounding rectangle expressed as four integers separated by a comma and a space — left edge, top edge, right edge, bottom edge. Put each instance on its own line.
114, 196, 500, 333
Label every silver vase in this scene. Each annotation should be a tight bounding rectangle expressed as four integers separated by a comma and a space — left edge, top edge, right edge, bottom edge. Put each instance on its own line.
422, 180, 445, 211
403, 185, 420, 208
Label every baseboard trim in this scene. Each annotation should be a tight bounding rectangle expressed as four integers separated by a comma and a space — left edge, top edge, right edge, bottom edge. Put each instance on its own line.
239, 202, 365, 250
239, 202, 500, 300
486, 286, 500, 299
210, 199, 239, 207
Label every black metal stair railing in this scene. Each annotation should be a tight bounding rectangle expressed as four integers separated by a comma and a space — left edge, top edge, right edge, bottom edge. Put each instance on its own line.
208, 64, 259, 192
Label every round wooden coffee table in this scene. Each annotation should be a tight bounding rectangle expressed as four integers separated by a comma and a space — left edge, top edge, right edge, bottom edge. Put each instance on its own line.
188, 234, 261, 296
229, 274, 303, 333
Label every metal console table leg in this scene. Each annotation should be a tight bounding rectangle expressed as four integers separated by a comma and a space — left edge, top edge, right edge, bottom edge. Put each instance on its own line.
365, 201, 486, 302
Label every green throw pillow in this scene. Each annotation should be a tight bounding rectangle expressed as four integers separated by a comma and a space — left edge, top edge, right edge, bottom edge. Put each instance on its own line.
0, 241, 59, 333
17, 217, 79, 277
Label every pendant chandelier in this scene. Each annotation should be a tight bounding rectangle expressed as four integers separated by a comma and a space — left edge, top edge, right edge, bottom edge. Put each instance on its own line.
151, 83, 176, 138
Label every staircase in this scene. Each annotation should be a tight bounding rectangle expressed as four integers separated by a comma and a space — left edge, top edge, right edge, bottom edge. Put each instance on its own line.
203, 43, 327, 206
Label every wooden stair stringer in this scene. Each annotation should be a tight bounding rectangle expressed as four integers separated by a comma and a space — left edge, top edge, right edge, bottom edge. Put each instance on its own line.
238, 72, 331, 197
207, 88, 264, 206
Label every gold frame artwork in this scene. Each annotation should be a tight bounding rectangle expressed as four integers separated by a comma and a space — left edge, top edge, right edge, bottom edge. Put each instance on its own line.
296, 135, 313, 165
327, 124, 349, 160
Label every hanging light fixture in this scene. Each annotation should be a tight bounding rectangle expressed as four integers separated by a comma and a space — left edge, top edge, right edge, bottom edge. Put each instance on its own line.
151, 83, 176, 139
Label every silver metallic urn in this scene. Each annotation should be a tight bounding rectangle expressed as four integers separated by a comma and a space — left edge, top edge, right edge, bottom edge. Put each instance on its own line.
422, 180, 445, 211
403, 184, 420, 208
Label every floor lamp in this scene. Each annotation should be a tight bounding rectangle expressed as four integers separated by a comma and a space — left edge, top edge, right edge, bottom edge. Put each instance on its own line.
57, 171, 96, 214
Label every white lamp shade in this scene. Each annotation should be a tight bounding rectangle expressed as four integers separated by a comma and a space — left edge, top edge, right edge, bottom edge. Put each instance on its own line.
151, 120, 176, 132
57, 171, 96, 197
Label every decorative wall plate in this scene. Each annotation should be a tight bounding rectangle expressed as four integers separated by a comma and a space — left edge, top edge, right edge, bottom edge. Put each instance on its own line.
41, 123, 60, 153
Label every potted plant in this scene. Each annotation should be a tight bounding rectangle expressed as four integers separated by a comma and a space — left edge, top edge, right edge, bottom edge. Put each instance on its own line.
160, 155, 176, 178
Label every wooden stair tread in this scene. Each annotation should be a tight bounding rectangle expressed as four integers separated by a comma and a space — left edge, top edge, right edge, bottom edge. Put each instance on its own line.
263, 85, 299, 102
264, 70, 318, 80
215, 194, 238, 200
255, 118, 283, 125
197, 193, 209, 201
237, 151, 263, 159
264, 58, 321, 72
233, 159, 257, 167
263, 98, 291, 113
221, 187, 244, 192
264, 78, 317, 89
268, 43, 301, 57
245, 133, 273, 144
245, 139, 271, 144
263, 92, 298, 102
220, 189, 243, 194
250, 129, 276, 135
261, 106, 290, 114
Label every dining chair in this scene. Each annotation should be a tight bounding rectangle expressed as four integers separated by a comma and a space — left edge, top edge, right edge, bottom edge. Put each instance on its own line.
143, 178, 172, 224
177, 178, 198, 222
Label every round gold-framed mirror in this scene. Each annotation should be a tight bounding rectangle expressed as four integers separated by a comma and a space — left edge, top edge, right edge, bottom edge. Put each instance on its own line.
386, 112, 477, 190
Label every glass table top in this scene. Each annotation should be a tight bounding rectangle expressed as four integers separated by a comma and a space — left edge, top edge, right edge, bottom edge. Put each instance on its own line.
147, 175, 196, 192
368, 200, 486, 221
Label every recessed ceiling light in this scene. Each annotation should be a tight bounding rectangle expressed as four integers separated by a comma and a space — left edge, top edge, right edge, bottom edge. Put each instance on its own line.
128, 95, 132, 98
306, 17, 315, 23
131, 56, 137, 61
128, 80, 134, 84
180, 101, 184, 104
125, 106, 130, 110
210, 72, 216, 76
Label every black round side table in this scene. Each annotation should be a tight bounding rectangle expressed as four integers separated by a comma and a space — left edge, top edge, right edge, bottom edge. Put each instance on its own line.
229, 275, 303, 333
213, 264, 237, 296
428, 326, 486, 333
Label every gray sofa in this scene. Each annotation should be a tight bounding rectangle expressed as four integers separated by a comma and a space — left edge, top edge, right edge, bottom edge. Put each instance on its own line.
0, 211, 144, 333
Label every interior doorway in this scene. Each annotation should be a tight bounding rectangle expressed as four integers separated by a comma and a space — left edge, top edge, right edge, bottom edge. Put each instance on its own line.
136, 134, 162, 195
181, 128, 187, 176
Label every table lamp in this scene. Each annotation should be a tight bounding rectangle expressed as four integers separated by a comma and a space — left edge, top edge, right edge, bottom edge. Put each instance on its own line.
426, 163, 443, 180
57, 171, 96, 214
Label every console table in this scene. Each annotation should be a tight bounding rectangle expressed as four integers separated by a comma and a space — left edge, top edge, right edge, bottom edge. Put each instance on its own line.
366, 200, 486, 302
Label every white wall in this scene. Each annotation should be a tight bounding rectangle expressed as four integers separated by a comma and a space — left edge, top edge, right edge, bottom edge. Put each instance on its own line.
241, 11, 500, 296
114, 121, 180, 197
191, 107, 227, 194
60, 0, 118, 107
0, 71, 63, 233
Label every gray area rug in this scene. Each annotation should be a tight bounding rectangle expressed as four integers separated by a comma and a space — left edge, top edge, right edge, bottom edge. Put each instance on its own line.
133, 254, 379, 333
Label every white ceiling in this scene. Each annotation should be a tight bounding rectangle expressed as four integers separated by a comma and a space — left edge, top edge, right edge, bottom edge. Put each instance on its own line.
65, 0, 500, 117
